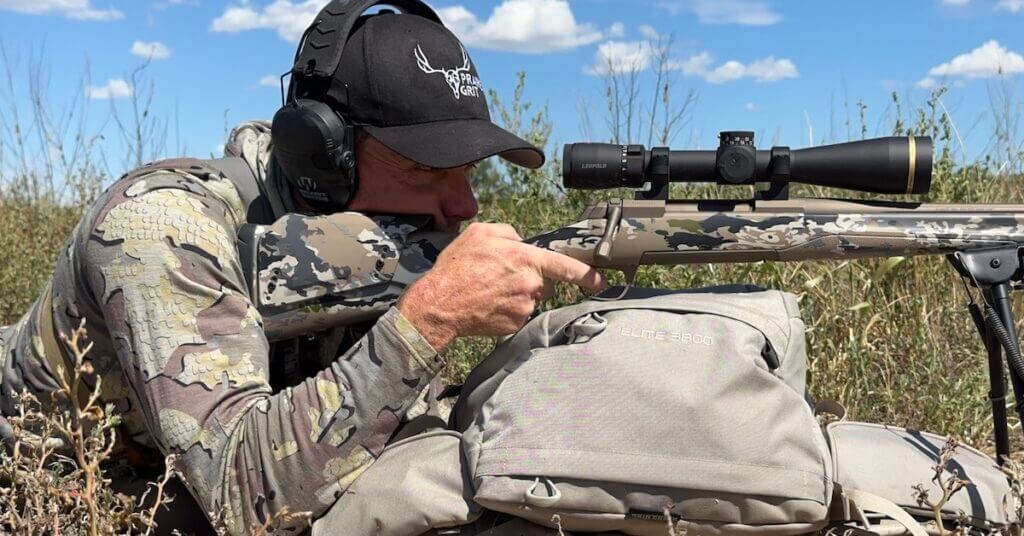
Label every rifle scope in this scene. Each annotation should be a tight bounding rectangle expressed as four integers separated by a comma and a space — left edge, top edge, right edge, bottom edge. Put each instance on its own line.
562, 131, 933, 196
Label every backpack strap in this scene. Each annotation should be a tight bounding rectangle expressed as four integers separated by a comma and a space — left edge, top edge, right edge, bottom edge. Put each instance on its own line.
36, 283, 88, 408
204, 156, 276, 225
843, 488, 930, 536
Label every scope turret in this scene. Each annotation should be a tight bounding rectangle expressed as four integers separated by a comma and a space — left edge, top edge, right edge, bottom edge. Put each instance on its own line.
562, 132, 933, 197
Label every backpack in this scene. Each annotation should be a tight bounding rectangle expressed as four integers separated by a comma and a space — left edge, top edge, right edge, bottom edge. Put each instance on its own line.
451, 286, 833, 536
318, 286, 831, 536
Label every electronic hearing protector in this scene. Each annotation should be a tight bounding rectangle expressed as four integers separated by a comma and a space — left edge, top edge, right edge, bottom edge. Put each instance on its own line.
271, 0, 443, 211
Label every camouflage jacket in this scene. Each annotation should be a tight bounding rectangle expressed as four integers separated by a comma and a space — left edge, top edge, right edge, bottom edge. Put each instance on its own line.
0, 121, 445, 533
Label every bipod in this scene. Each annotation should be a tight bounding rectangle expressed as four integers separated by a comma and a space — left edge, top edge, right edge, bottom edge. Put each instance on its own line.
948, 247, 1024, 465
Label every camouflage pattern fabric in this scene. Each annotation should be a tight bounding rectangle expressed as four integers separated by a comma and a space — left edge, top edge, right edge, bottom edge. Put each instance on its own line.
0, 323, 17, 444
0, 121, 446, 534
247, 211, 455, 341
528, 199, 1024, 271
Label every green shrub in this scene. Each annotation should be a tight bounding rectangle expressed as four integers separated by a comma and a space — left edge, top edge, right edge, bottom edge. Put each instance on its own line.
0, 200, 81, 325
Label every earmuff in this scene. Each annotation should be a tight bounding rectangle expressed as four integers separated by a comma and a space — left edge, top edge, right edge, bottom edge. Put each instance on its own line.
271, 0, 443, 212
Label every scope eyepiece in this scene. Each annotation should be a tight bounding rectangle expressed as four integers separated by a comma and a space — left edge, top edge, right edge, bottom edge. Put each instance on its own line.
562, 132, 933, 197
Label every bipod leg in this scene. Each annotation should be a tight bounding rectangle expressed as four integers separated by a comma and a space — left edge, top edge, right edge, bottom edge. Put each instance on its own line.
948, 247, 1023, 465
980, 286, 1012, 465
988, 284, 1024, 461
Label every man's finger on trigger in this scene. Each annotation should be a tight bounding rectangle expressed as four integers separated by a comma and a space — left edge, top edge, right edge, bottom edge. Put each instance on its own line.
534, 248, 607, 291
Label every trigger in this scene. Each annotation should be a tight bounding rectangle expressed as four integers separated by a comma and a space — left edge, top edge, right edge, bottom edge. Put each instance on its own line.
593, 266, 637, 302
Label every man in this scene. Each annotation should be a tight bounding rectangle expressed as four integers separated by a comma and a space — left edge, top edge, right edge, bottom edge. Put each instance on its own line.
0, 7, 605, 534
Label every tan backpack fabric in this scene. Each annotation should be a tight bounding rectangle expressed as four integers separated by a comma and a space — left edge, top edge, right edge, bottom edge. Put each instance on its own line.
312, 430, 481, 536
826, 421, 1018, 533
451, 287, 834, 536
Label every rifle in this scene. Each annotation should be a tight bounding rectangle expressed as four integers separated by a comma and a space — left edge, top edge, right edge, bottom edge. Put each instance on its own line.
241, 131, 1024, 463
527, 197, 1024, 281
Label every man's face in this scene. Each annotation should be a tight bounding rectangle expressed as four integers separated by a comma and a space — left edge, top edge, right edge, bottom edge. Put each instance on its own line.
346, 133, 479, 233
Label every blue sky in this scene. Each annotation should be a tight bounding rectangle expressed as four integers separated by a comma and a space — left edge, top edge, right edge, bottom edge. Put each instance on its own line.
1, 0, 1022, 174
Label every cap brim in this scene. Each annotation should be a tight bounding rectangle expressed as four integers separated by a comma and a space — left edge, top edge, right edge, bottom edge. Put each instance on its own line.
363, 119, 545, 169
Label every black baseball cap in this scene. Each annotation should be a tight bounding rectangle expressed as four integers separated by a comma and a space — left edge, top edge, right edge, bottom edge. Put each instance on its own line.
308, 12, 544, 170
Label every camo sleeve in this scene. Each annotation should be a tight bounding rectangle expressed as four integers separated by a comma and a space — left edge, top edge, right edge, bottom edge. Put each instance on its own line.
81, 177, 443, 533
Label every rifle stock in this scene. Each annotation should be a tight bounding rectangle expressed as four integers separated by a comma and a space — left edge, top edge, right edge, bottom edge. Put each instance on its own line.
239, 212, 455, 341
529, 198, 1024, 270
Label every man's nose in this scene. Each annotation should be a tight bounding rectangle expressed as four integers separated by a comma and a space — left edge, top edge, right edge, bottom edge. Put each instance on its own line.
443, 172, 479, 223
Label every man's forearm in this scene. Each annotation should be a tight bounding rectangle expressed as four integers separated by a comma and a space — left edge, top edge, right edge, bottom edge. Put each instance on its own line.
398, 278, 459, 351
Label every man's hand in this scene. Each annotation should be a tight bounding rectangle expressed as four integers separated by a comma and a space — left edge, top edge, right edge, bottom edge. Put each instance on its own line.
397, 222, 607, 350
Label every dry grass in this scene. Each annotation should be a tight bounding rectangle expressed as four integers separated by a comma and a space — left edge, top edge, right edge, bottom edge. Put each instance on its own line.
0, 320, 176, 534
913, 438, 973, 536
0, 320, 312, 534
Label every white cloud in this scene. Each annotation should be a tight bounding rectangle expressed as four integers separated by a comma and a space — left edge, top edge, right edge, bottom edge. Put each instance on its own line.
639, 24, 660, 39
131, 41, 172, 60
86, 79, 133, 100
586, 43, 796, 84
941, 0, 970, 5
745, 102, 757, 111
586, 40, 654, 75
926, 40, 1024, 79
705, 61, 747, 83
607, 21, 625, 38
435, 5, 475, 33
997, 0, 1024, 12
211, 0, 324, 42
658, 0, 782, 25
917, 77, 938, 89
437, 0, 602, 53
682, 53, 797, 83
674, 51, 713, 76
210, 0, 605, 52
0, 0, 123, 20
742, 56, 799, 81
258, 74, 280, 87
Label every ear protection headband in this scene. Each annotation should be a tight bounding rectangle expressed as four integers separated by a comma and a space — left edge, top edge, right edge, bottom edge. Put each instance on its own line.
271, 0, 443, 211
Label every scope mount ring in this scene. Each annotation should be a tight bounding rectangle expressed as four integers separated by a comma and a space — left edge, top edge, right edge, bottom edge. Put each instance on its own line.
635, 147, 670, 201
